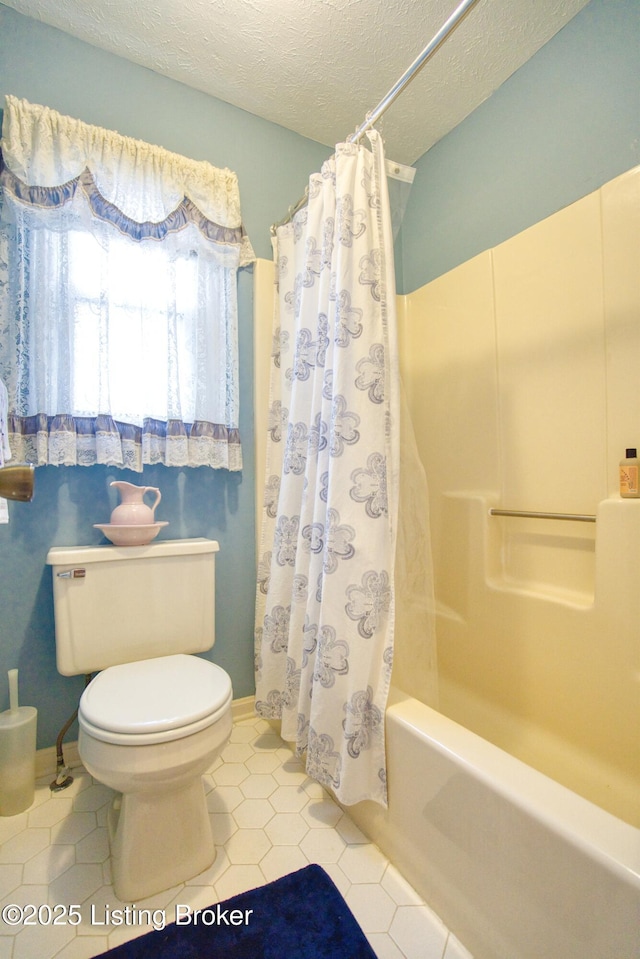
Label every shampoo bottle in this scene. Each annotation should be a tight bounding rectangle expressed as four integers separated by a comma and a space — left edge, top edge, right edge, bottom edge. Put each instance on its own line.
619, 448, 640, 498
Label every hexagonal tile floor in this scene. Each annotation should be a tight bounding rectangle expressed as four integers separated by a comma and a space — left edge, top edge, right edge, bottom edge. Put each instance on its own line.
0, 715, 474, 959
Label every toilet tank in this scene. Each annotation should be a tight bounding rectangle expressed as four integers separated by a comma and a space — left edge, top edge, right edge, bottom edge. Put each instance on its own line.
46, 538, 219, 676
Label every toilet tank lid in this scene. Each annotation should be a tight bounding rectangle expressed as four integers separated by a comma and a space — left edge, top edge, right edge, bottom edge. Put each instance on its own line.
46, 537, 219, 566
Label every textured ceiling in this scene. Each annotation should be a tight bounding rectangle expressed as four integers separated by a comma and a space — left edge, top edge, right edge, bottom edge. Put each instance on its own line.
3, 0, 590, 165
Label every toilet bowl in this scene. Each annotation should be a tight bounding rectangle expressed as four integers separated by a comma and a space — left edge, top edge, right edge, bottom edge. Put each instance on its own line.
78, 654, 233, 901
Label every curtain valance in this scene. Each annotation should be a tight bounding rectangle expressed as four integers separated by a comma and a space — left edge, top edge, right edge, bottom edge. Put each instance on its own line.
0, 96, 253, 471
1, 95, 254, 264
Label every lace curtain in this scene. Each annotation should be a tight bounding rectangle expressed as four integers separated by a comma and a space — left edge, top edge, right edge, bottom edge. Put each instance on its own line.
254, 132, 400, 806
0, 95, 254, 470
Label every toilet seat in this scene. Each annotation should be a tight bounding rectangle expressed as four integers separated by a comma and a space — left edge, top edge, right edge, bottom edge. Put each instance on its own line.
78, 654, 233, 746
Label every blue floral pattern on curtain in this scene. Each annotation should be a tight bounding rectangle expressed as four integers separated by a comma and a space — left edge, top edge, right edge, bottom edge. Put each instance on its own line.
254, 131, 400, 807
0, 96, 254, 470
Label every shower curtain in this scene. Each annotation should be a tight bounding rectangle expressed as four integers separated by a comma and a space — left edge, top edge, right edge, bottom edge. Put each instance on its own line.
254, 131, 400, 807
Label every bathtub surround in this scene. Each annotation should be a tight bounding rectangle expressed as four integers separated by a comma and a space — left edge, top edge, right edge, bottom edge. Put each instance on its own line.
340, 163, 640, 957
92, 864, 377, 959
398, 164, 640, 828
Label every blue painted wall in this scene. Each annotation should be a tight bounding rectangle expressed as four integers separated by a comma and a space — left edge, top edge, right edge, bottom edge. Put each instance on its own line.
399, 0, 640, 292
0, 0, 638, 749
0, 3, 332, 747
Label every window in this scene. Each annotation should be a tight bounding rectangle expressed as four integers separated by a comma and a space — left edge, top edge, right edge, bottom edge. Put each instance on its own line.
0, 95, 254, 471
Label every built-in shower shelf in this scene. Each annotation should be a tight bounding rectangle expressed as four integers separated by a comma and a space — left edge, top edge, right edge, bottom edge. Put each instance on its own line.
487, 504, 597, 608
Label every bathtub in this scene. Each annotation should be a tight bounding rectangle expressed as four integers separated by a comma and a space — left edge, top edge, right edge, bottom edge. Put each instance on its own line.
346, 687, 640, 959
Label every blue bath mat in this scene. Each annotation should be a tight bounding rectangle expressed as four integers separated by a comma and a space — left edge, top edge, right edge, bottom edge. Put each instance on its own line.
94, 864, 376, 958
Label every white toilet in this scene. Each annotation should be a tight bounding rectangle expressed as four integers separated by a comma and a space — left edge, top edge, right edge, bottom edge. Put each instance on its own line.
46, 538, 233, 901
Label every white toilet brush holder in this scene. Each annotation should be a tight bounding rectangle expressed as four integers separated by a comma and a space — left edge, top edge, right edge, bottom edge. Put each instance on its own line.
0, 669, 37, 816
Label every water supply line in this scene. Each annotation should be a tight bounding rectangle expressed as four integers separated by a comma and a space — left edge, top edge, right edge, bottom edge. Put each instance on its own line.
50, 673, 92, 792
272, 0, 481, 232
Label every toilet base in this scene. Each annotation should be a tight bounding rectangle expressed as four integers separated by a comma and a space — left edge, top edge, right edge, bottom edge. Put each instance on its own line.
108, 776, 215, 901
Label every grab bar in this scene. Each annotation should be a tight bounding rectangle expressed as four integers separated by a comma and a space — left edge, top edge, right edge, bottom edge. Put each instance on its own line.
489, 509, 596, 523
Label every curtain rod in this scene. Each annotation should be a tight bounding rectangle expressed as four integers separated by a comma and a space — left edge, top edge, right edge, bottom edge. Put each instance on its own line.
348, 0, 480, 145
272, 0, 481, 233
